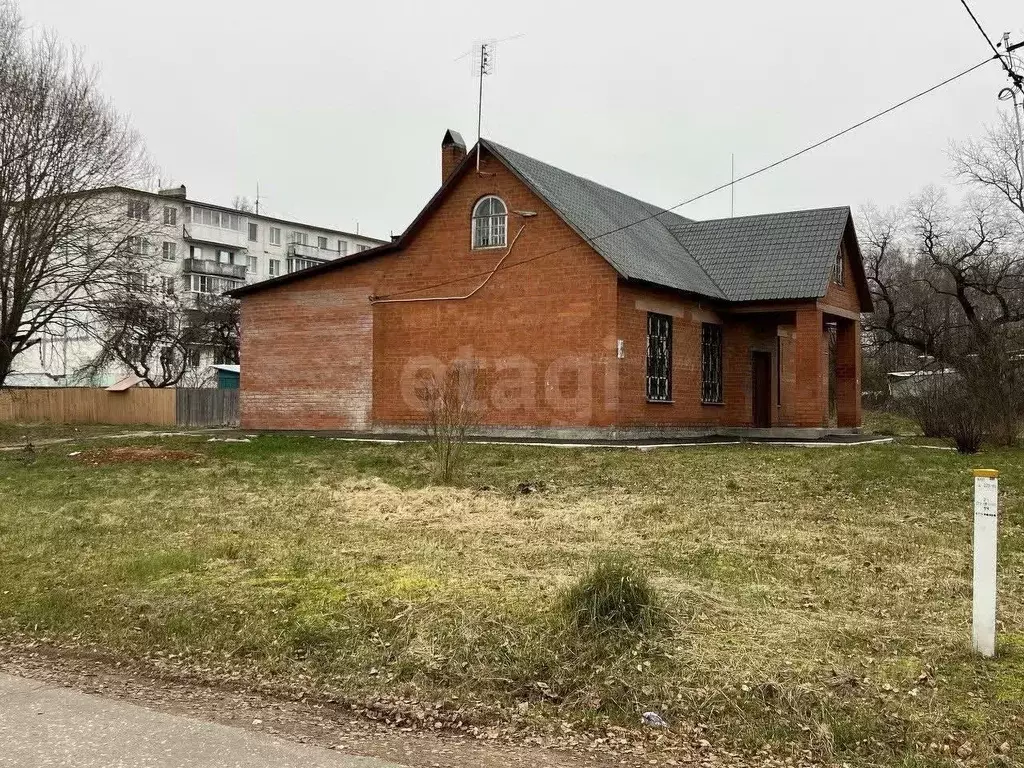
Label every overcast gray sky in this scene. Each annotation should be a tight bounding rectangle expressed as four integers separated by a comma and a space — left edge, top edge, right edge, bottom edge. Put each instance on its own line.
18, 0, 1024, 239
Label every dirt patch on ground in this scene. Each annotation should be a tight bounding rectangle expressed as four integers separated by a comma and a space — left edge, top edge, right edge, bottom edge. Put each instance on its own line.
73, 446, 203, 465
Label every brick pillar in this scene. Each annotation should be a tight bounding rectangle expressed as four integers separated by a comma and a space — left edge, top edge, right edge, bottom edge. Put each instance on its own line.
794, 307, 827, 428
835, 317, 862, 428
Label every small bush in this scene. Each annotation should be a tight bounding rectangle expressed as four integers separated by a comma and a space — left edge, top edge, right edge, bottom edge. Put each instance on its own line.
904, 375, 989, 453
560, 558, 664, 635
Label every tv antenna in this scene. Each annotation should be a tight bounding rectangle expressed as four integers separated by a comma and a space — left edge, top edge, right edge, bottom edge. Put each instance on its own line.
472, 40, 496, 172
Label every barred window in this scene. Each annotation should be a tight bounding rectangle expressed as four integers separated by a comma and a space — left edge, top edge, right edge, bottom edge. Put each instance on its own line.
471, 196, 507, 249
701, 323, 723, 404
645, 312, 672, 402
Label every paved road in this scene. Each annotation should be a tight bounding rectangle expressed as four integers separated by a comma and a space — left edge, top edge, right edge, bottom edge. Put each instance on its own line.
0, 673, 404, 767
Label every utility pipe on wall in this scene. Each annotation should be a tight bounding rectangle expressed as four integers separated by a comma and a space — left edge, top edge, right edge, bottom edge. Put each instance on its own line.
370, 225, 526, 305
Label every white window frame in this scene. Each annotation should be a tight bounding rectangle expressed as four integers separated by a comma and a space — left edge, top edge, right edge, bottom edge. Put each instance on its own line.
161, 242, 176, 261
471, 195, 508, 249
269, 258, 280, 277
269, 227, 281, 246
159, 275, 176, 295
163, 206, 177, 226
248, 222, 258, 242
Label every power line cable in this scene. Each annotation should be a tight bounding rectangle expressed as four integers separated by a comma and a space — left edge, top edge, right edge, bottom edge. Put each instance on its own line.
375, 55, 997, 301
957, 0, 1023, 87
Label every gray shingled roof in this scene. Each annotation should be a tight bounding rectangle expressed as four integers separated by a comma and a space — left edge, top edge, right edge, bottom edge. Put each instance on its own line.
667, 208, 851, 301
484, 139, 851, 303
484, 141, 727, 299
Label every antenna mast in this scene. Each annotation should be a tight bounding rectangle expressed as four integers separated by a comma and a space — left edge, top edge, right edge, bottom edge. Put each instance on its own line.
255, 182, 261, 216
473, 41, 495, 172
730, 154, 735, 218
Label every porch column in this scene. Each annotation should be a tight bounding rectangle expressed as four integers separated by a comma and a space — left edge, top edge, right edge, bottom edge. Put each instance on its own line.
794, 307, 827, 428
835, 317, 862, 428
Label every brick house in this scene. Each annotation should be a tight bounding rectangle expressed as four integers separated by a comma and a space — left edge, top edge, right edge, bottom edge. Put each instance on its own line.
229, 130, 871, 438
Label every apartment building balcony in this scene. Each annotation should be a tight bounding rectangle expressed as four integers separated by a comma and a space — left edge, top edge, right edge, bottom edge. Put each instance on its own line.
183, 258, 247, 280
183, 224, 247, 249
287, 242, 331, 260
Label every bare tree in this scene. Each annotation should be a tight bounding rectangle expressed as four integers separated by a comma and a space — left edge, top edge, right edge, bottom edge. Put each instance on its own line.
861, 179, 1024, 445
83, 279, 240, 388
416, 360, 483, 483
0, 1, 152, 387
231, 196, 253, 213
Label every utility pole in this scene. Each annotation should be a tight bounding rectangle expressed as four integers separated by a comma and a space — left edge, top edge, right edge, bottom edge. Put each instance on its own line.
997, 35, 1024, 166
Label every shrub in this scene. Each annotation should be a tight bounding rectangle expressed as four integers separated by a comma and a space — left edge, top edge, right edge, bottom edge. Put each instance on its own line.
904, 375, 988, 453
560, 557, 664, 635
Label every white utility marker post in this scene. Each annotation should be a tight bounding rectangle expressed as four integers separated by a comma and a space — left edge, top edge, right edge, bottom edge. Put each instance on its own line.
972, 468, 999, 658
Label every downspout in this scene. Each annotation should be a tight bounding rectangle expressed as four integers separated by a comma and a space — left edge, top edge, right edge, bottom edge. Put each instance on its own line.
370, 225, 526, 305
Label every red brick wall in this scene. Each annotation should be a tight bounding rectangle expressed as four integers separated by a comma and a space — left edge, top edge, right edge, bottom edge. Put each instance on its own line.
613, 285, 799, 429
370, 149, 621, 429
239, 259, 392, 430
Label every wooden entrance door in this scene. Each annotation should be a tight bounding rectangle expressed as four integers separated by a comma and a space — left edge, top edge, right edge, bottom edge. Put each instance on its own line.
751, 351, 772, 428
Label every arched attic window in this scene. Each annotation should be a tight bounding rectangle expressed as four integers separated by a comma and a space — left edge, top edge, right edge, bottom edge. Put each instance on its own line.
471, 195, 507, 249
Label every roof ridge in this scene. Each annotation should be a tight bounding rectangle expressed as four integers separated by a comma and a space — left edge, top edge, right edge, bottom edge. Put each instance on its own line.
482, 139, 693, 225
680, 205, 851, 227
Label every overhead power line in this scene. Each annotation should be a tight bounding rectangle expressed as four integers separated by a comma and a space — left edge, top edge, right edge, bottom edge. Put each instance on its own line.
375, 55, 997, 302
957, 0, 1024, 87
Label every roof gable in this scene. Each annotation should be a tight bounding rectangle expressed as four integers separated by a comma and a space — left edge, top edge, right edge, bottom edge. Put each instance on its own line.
666, 207, 853, 302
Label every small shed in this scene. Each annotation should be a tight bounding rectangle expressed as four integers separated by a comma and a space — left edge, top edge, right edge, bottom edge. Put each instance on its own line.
210, 364, 240, 390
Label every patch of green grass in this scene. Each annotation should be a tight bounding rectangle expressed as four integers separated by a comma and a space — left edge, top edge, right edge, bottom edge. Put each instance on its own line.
863, 409, 922, 437
0, 434, 1022, 766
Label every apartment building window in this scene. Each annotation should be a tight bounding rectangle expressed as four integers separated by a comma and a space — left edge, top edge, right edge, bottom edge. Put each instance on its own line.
186, 274, 240, 295
357, 244, 370, 253
248, 222, 258, 242
832, 245, 844, 286
217, 249, 233, 264
213, 350, 231, 365
269, 227, 281, 245
161, 242, 176, 261
126, 236, 148, 255
159, 275, 176, 295
645, 313, 672, 402
337, 239, 348, 255
189, 245, 203, 260
185, 348, 201, 367
289, 231, 309, 246
701, 323, 724, 404
163, 206, 177, 226
126, 272, 148, 292
269, 259, 280, 277
187, 207, 241, 231
127, 200, 149, 220
317, 236, 328, 249
246, 255, 258, 272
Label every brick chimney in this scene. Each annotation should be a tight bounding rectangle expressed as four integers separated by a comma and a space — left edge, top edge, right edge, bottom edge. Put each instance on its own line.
441, 129, 467, 185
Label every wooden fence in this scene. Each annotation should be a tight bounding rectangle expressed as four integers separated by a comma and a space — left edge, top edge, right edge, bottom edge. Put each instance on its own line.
175, 388, 239, 427
0, 387, 239, 428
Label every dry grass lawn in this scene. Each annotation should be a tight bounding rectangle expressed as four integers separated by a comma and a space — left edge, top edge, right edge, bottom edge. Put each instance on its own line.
0, 434, 1022, 766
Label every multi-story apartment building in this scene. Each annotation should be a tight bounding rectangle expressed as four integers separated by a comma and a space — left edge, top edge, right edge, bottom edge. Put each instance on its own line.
10, 185, 386, 387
